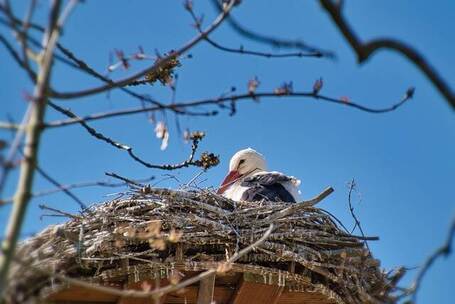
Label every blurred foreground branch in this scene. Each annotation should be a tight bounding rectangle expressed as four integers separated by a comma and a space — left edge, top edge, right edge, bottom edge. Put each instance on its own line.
0, 0, 78, 295
409, 216, 455, 302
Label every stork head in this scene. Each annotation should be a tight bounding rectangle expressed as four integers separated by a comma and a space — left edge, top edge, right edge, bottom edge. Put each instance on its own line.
217, 148, 267, 194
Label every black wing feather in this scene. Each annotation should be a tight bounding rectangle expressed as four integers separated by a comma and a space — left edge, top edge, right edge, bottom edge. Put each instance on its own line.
240, 173, 296, 203
241, 173, 293, 186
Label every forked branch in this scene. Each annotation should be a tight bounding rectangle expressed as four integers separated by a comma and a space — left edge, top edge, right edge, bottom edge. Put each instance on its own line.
319, 0, 455, 109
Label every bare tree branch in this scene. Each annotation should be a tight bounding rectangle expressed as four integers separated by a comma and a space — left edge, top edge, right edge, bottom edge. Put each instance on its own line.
186, 4, 322, 59
18, 0, 38, 81
0, 122, 21, 130
0, 16, 176, 113
319, 0, 455, 110
43, 87, 413, 129
34, 164, 86, 210
54, 43, 167, 107
48, 0, 237, 100
0, 4, 44, 32
47, 101, 219, 171
0, 17, 79, 69
0, 0, 78, 295
0, 105, 32, 196
409, 215, 455, 302
0, 34, 36, 81
204, 36, 323, 58
1, 87, 412, 136
210, 0, 334, 58
0, 2, 38, 82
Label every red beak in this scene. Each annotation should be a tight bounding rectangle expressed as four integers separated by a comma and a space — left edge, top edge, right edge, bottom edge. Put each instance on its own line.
217, 170, 241, 194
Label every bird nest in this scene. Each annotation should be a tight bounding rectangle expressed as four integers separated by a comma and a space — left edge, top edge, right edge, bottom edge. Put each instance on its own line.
5, 187, 401, 303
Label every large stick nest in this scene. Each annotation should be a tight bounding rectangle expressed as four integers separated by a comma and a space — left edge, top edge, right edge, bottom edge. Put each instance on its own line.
5, 188, 402, 303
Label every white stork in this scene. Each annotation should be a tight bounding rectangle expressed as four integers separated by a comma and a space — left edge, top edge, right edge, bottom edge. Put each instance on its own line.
217, 148, 301, 202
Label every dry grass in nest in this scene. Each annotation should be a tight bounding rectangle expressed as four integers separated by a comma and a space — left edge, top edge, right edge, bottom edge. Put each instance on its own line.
5, 187, 402, 303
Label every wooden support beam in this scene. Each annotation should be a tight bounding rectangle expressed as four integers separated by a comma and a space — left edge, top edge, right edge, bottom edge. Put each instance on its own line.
230, 275, 283, 304
176, 243, 184, 262
289, 261, 296, 274
196, 273, 216, 304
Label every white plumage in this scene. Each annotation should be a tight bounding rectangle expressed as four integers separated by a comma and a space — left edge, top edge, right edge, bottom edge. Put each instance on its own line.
217, 148, 301, 202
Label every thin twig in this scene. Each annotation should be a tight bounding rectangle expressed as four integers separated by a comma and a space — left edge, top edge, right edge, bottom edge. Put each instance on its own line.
210, 0, 334, 58
0, 105, 32, 196
0, 34, 36, 82
205, 36, 323, 58
0, 175, 154, 206
186, 5, 322, 59
38, 204, 81, 220
347, 179, 369, 250
54, 43, 167, 107
0, 133, 78, 215
0, 4, 44, 32
410, 215, 455, 302
0, 17, 78, 70
104, 172, 143, 188
34, 164, 86, 210
47, 101, 214, 171
18, 0, 38, 81
0, 1, 37, 82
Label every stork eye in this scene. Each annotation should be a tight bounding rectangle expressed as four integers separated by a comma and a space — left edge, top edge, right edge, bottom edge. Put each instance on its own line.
239, 159, 245, 165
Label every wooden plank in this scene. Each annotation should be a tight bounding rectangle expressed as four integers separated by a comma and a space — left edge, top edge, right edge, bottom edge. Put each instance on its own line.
117, 297, 152, 304
47, 285, 119, 302
196, 273, 216, 304
214, 272, 242, 287
165, 286, 233, 304
230, 276, 283, 304
278, 290, 337, 304
117, 279, 167, 304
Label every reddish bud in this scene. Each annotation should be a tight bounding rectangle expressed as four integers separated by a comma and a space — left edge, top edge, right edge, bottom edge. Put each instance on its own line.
313, 77, 323, 95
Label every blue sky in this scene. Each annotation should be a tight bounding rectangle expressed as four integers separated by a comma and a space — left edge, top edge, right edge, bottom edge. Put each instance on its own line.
1, 1, 454, 303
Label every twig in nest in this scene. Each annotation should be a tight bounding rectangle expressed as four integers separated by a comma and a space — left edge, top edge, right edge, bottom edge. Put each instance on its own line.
262, 187, 334, 224
16, 224, 274, 300
105, 172, 143, 188
38, 204, 81, 220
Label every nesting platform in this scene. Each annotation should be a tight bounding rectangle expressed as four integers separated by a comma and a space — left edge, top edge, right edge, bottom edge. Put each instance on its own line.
5, 188, 401, 303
